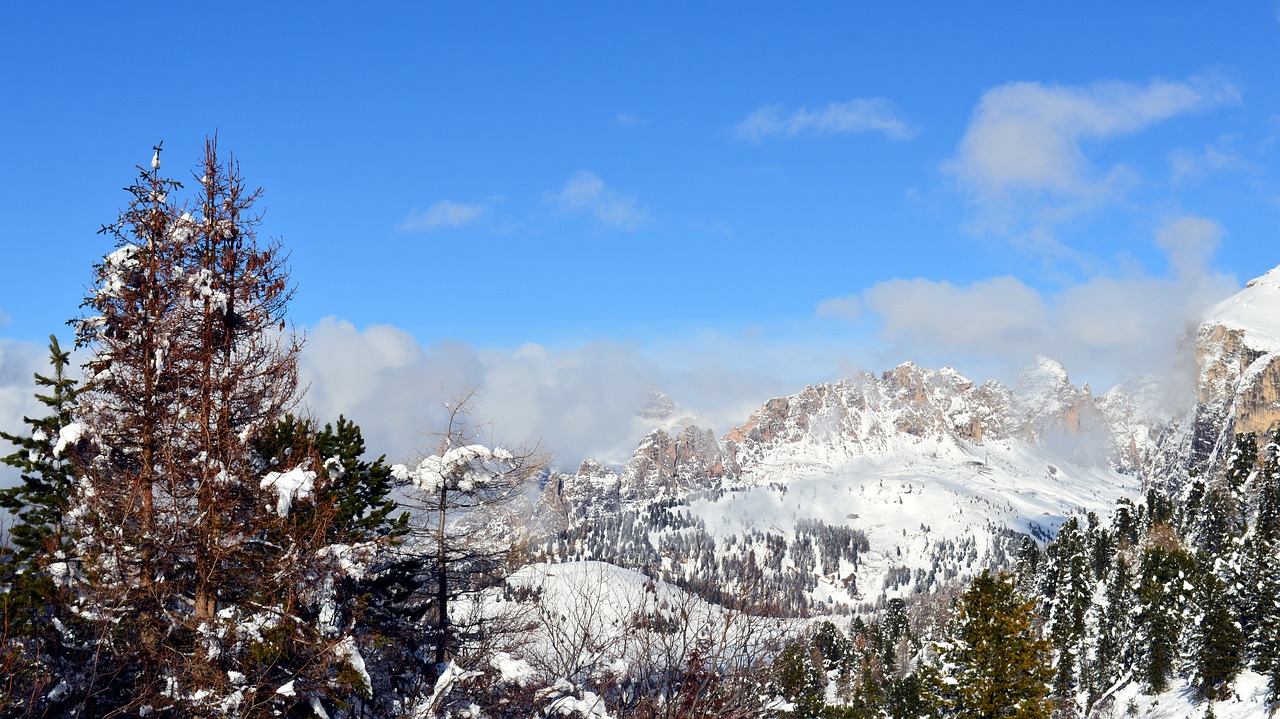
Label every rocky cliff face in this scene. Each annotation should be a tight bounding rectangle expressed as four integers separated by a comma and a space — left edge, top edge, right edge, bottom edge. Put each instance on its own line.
541, 459, 620, 526
1190, 268, 1280, 470
719, 363, 1017, 478
1013, 356, 1099, 440
618, 425, 734, 500
1096, 374, 1184, 480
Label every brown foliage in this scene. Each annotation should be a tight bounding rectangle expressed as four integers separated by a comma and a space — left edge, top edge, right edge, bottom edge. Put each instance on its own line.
61, 140, 364, 717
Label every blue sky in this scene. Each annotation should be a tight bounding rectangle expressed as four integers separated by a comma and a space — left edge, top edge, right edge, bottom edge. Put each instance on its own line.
3, 3, 1280, 467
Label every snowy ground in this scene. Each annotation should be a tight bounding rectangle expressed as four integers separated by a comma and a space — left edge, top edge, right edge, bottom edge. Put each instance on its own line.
1109, 672, 1274, 719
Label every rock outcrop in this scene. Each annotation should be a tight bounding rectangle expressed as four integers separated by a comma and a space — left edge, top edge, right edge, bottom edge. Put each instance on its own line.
1190, 267, 1280, 471
541, 459, 620, 525
618, 426, 733, 500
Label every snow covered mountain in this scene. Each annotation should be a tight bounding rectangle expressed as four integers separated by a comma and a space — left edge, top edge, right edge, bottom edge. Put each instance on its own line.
535, 265, 1280, 614
537, 357, 1141, 612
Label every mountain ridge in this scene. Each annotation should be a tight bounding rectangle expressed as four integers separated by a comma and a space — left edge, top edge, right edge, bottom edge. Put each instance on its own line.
536, 264, 1280, 613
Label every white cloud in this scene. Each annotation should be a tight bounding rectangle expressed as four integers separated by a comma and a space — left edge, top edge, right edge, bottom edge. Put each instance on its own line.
688, 217, 734, 238
1155, 214, 1223, 278
946, 73, 1240, 234
736, 99, 918, 142
548, 171, 650, 231
823, 215, 1237, 390
865, 276, 1048, 352
299, 318, 481, 461
396, 200, 486, 232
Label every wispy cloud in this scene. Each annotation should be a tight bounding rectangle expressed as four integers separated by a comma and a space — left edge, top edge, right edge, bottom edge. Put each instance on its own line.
1168, 136, 1250, 185
1155, 215, 1223, 277
614, 112, 649, 128
548, 171, 650, 231
396, 200, 487, 232
688, 217, 733, 238
946, 73, 1240, 236
735, 99, 918, 142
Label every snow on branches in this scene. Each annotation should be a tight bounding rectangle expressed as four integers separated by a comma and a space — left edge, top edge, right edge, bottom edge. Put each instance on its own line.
394, 444, 520, 495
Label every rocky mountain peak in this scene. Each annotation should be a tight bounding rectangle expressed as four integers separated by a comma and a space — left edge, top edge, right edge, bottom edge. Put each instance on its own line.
1191, 265, 1280, 469
1013, 355, 1097, 439
639, 389, 676, 421
618, 425, 731, 500
575, 458, 619, 484
540, 459, 621, 526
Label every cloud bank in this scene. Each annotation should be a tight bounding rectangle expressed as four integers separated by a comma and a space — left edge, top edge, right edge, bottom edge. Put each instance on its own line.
294, 210, 1242, 472
297, 319, 788, 471
820, 214, 1237, 389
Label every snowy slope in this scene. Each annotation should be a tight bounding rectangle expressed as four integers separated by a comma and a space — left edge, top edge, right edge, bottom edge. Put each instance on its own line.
478, 561, 789, 686
1110, 671, 1273, 719
1203, 266, 1280, 353
686, 434, 1137, 607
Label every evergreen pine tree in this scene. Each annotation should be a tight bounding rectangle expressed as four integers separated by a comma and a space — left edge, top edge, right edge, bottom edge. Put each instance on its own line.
1086, 511, 1114, 581
1256, 441, 1280, 543
1042, 518, 1091, 711
1191, 570, 1243, 701
0, 336, 83, 715
771, 641, 827, 717
1225, 431, 1258, 499
1134, 525, 1195, 694
1200, 482, 1242, 560
1113, 498, 1140, 548
254, 414, 408, 543
945, 571, 1052, 719
1235, 442, 1280, 674
1234, 535, 1275, 667
314, 415, 408, 541
0, 336, 80, 615
1090, 552, 1134, 704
